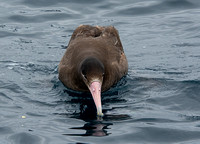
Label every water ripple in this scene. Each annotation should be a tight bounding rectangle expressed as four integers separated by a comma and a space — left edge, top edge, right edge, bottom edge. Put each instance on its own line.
9, 132, 42, 144
1, 0, 200, 143
9, 13, 82, 23
105, 0, 197, 17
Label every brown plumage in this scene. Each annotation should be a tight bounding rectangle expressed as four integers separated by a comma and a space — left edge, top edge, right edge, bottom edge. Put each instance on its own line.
58, 25, 128, 116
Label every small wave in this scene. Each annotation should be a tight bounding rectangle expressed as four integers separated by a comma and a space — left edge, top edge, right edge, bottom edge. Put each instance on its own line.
131, 127, 200, 143
181, 114, 200, 122
21, 0, 105, 7
182, 80, 200, 85
0, 126, 13, 135
9, 132, 42, 144
104, 0, 197, 17
9, 13, 82, 23
0, 30, 45, 38
0, 80, 28, 94
172, 42, 200, 47
3, 61, 58, 76
0, 92, 13, 101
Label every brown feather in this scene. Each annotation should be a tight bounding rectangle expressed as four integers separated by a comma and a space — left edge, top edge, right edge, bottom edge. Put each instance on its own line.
58, 25, 128, 92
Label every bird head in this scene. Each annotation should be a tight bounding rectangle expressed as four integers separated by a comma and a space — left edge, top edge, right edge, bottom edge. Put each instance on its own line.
80, 57, 104, 116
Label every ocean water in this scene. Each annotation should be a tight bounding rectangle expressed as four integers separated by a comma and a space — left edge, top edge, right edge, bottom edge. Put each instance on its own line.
1, 0, 200, 143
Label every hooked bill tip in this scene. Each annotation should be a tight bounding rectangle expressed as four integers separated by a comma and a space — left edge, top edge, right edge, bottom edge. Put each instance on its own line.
97, 111, 104, 117
97, 107, 104, 117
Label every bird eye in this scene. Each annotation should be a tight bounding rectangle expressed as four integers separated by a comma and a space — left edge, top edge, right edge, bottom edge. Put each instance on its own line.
102, 73, 105, 77
83, 74, 87, 79
82, 69, 87, 79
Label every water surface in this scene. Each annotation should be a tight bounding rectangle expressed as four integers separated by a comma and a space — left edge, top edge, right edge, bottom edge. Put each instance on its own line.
1, 0, 200, 143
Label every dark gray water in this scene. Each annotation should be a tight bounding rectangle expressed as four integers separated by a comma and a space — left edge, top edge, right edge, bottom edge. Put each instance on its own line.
1, 0, 200, 143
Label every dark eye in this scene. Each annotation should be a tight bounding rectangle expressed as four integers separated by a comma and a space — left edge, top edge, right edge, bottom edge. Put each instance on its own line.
82, 69, 87, 79
82, 69, 86, 75
83, 74, 87, 79
102, 73, 105, 77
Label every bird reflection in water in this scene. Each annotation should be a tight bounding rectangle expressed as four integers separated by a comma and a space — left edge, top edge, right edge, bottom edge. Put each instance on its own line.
65, 121, 112, 137
64, 113, 131, 137
63, 94, 112, 136
62, 94, 130, 137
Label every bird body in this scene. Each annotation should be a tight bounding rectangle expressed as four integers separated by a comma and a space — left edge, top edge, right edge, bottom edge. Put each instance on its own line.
58, 25, 128, 116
